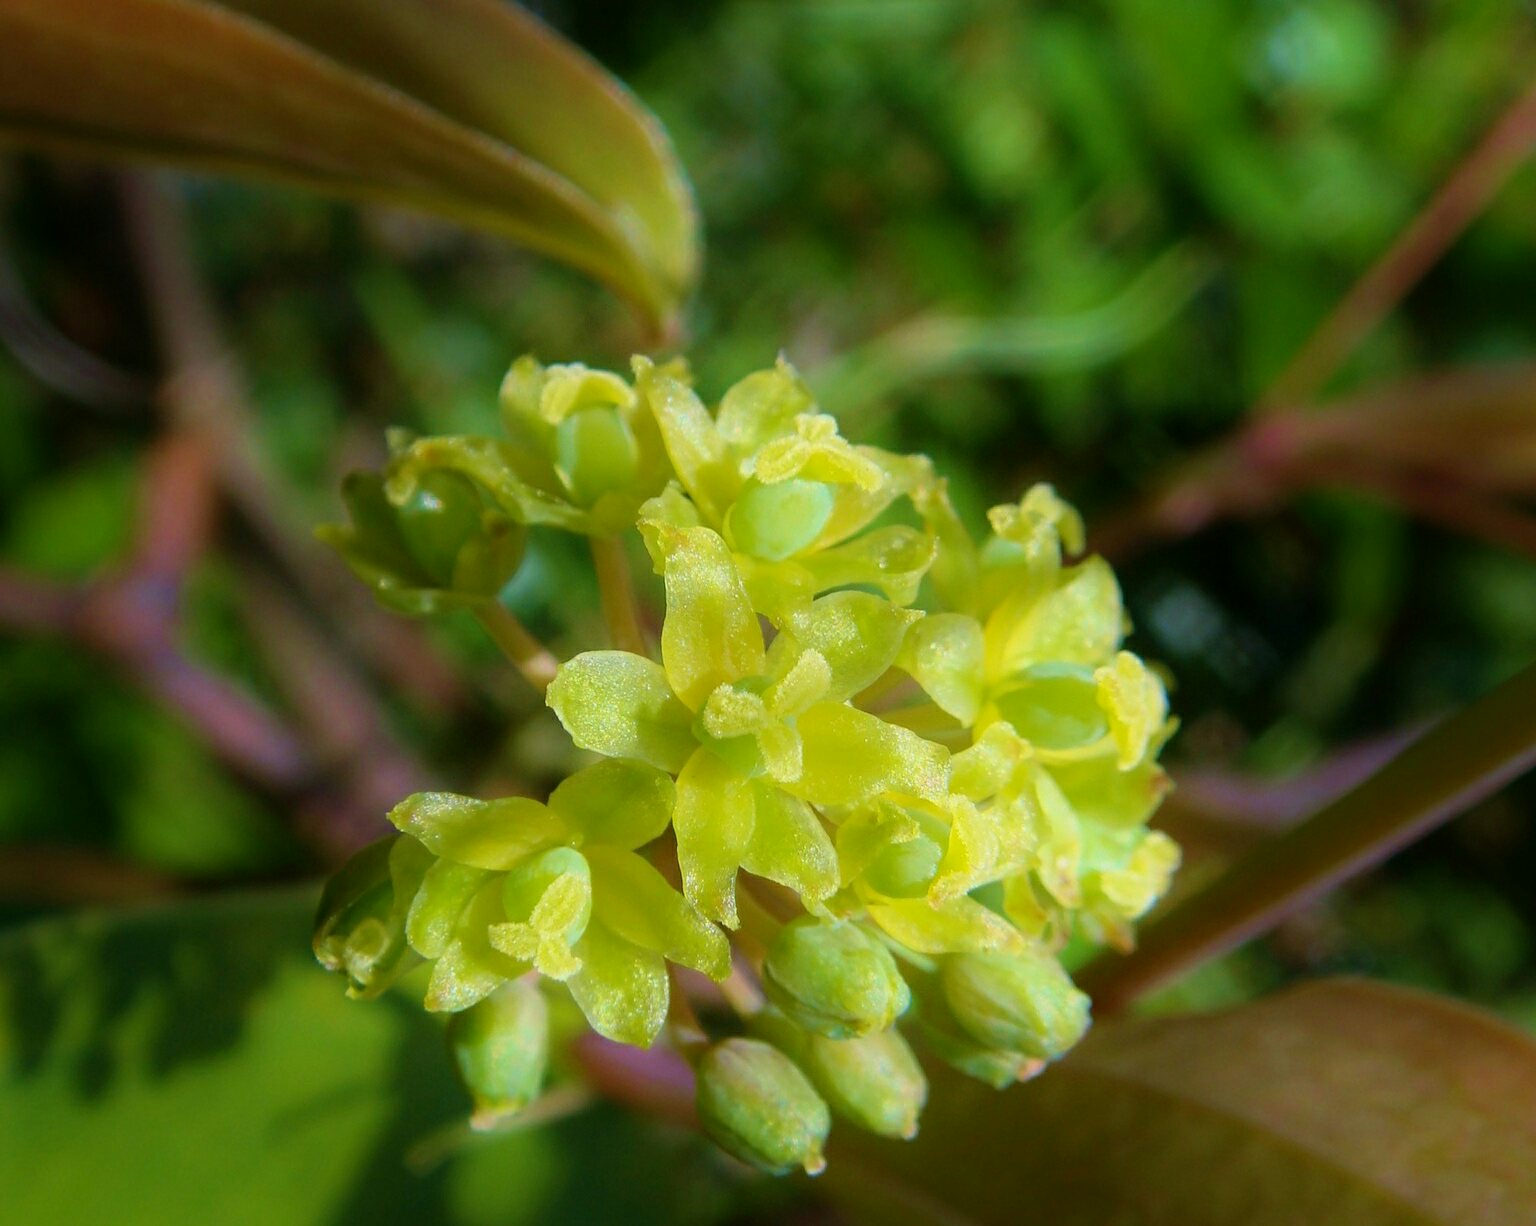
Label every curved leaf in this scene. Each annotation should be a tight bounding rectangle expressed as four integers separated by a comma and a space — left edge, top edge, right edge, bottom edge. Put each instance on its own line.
0, 0, 697, 331
829, 979, 1536, 1226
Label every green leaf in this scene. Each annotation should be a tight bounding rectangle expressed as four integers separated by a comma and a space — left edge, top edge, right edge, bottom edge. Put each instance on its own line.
0, 890, 738, 1224
827, 979, 1536, 1226
0, 0, 697, 330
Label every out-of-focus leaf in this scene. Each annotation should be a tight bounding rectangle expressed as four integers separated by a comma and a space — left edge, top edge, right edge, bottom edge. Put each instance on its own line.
0, 0, 697, 331
0, 890, 740, 1225
815, 244, 1214, 425
829, 979, 1536, 1226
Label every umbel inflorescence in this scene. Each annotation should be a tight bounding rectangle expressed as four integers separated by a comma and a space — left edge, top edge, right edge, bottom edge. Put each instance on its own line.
313, 355, 1178, 1175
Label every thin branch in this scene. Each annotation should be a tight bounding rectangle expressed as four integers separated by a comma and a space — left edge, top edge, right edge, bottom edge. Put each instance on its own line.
473, 603, 560, 692
1262, 72, 1536, 410
1079, 659, 1536, 1013
117, 171, 468, 717
590, 535, 649, 656
1092, 66, 1536, 561
0, 565, 78, 632
0, 844, 180, 906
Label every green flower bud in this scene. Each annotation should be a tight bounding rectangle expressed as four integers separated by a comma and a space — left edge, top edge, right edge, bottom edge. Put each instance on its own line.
320, 467, 525, 614
696, 1038, 831, 1176
764, 917, 911, 1039
446, 979, 550, 1129
725, 478, 836, 561
940, 949, 1090, 1060
395, 469, 486, 586
916, 1014, 1045, 1090
313, 835, 429, 999
554, 406, 641, 507
801, 1028, 927, 1140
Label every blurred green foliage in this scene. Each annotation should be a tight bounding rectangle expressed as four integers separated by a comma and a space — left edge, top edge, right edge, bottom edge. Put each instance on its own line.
2, 0, 1536, 1219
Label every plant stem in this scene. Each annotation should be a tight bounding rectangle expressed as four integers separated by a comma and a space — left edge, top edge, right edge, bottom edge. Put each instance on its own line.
473, 604, 560, 692
1079, 659, 1536, 1014
590, 535, 648, 655
1261, 72, 1536, 410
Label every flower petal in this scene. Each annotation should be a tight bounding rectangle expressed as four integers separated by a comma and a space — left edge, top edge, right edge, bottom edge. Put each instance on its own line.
635, 357, 737, 523
791, 702, 949, 807
898, 612, 985, 723
424, 881, 529, 1013
585, 846, 730, 980
673, 748, 755, 928
741, 782, 838, 906
388, 792, 566, 870
407, 858, 493, 958
865, 894, 1024, 956
985, 555, 1122, 678
568, 920, 670, 1047
800, 525, 937, 606
643, 522, 766, 711
548, 758, 677, 849
775, 592, 921, 704
546, 651, 695, 772
1095, 651, 1170, 770
716, 358, 817, 454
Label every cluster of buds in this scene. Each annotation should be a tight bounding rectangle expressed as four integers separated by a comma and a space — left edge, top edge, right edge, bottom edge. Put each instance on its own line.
314, 355, 1178, 1174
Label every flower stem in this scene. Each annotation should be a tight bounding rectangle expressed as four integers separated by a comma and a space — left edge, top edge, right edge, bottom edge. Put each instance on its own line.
590, 535, 649, 656
472, 603, 559, 692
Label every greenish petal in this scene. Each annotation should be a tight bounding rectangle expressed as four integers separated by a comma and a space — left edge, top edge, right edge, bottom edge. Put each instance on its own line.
985, 555, 1123, 678
715, 357, 816, 454
800, 525, 937, 606
548, 758, 677, 849
1050, 757, 1170, 831
835, 803, 922, 889
790, 702, 949, 807
567, 920, 670, 1047
388, 792, 566, 871
741, 782, 838, 907
643, 522, 766, 711
424, 881, 529, 1013
864, 894, 1025, 956
898, 612, 985, 723
546, 652, 696, 772
673, 748, 755, 928
585, 845, 731, 979
635, 357, 737, 522
775, 592, 922, 704
407, 858, 493, 958
1095, 651, 1170, 769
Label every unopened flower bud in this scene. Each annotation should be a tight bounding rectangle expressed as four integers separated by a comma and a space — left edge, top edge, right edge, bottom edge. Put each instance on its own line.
801, 1028, 927, 1140
554, 405, 641, 506
764, 917, 911, 1039
395, 469, 486, 587
313, 835, 427, 999
696, 1038, 830, 1176
940, 949, 1090, 1060
446, 979, 550, 1129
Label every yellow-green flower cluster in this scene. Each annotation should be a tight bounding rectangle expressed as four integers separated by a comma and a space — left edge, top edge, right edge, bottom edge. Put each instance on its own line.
315, 354, 1178, 1175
